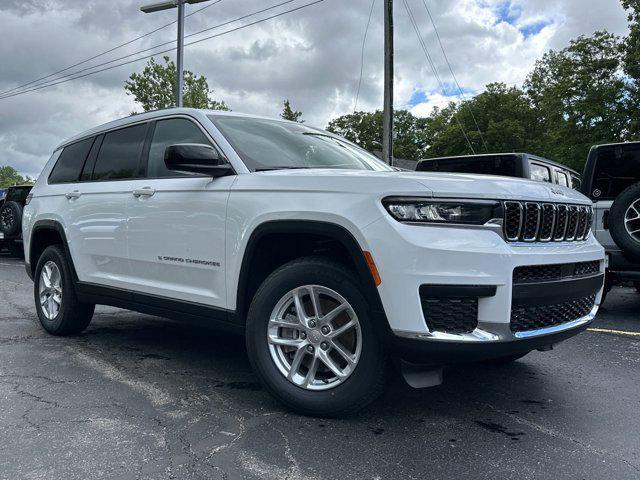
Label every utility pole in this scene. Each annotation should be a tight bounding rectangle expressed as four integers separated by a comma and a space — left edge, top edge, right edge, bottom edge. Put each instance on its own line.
382, 0, 394, 166
140, 0, 212, 107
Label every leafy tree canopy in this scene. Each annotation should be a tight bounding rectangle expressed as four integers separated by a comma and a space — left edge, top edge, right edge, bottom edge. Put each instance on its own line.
125, 56, 229, 112
281, 99, 304, 122
0, 166, 32, 187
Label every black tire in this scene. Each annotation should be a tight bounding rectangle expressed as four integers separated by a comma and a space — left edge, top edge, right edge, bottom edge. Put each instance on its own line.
609, 182, 640, 260
246, 257, 387, 417
7, 241, 24, 259
34, 245, 95, 336
484, 352, 529, 365
634, 282, 640, 294
0, 201, 23, 236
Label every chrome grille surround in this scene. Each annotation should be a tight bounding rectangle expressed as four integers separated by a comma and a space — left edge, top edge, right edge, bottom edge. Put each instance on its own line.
502, 201, 593, 243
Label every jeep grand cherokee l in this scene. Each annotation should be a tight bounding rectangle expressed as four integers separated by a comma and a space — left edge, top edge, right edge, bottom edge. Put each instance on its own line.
22, 109, 605, 416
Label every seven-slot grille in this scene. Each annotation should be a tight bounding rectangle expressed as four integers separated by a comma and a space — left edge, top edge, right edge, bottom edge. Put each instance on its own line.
503, 202, 592, 242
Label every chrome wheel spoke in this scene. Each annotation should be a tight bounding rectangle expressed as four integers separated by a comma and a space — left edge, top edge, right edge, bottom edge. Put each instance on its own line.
293, 289, 309, 323
288, 348, 307, 381
268, 336, 304, 348
303, 356, 319, 387
308, 286, 322, 319
319, 351, 347, 378
331, 340, 357, 367
321, 303, 349, 325
328, 319, 357, 339
625, 201, 640, 242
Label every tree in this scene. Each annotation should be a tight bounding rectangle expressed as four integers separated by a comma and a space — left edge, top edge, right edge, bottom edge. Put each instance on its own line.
524, 31, 627, 170
281, 99, 304, 122
125, 56, 229, 112
0, 166, 32, 187
326, 110, 428, 160
421, 83, 541, 158
621, 0, 640, 137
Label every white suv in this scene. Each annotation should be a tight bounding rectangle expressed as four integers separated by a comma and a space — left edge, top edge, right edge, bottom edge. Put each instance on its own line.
23, 108, 605, 416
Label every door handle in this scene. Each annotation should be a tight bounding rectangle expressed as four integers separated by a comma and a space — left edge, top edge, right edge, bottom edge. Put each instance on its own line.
65, 190, 81, 199
132, 188, 155, 198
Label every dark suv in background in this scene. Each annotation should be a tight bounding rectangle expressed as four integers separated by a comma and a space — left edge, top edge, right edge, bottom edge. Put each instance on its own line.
581, 142, 640, 300
0, 185, 33, 258
416, 153, 582, 190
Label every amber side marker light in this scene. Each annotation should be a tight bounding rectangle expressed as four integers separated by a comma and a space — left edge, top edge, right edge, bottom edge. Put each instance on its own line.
363, 251, 381, 286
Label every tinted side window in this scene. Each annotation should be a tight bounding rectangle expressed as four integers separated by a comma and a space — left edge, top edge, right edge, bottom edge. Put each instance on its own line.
592, 144, 640, 199
557, 171, 569, 187
418, 155, 518, 176
570, 174, 582, 191
49, 138, 94, 184
147, 118, 212, 178
530, 163, 551, 183
92, 124, 148, 181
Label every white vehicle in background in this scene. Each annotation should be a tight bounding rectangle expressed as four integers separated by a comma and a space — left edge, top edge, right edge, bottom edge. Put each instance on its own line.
22, 109, 604, 416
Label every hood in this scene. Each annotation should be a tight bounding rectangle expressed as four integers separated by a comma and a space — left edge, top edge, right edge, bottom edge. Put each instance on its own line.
243, 169, 592, 204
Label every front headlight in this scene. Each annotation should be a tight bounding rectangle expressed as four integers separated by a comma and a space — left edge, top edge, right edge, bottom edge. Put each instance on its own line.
382, 197, 501, 225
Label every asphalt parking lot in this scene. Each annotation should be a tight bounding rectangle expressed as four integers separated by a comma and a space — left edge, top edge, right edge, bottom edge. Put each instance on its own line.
1, 251, 639, 480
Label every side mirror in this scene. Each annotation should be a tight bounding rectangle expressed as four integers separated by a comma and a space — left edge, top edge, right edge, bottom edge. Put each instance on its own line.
164, 143, 233, 177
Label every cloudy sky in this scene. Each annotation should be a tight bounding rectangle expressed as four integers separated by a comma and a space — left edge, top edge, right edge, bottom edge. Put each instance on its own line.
0, 0, 630, 177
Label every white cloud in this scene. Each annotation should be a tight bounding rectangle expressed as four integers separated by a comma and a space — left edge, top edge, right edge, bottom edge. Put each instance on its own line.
0, 0, 630, 177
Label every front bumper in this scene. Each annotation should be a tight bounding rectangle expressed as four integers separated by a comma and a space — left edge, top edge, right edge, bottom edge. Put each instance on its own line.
362, 216, 605, 363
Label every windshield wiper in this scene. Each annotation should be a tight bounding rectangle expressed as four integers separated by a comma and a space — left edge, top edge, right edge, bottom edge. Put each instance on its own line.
255, 166, 311, 172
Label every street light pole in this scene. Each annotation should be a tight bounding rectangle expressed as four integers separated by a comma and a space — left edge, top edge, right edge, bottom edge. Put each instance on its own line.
382, 0, 394, 166
176, 0, 185, 107
140, 0, 212, 108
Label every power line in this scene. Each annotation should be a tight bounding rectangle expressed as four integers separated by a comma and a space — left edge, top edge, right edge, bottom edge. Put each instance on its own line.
2, 0, 299, 99
421, 0, 488, 153
0, 0, 326, 101
0, 0, 224, 98
401, 0, 476, 154
354, 0, 377, 112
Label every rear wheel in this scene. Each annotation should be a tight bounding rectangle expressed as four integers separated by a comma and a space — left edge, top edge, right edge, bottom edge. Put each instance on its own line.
609, 182, 640, 260
0, 201, 23, 237
246, 257, 387, 417
34, 245, 94, 336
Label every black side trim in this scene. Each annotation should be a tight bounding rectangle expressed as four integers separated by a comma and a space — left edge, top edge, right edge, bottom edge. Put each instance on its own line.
419, 284, 497, 298
75, 282, 243, 334
236, 220, 392, 340
512, 274, 604, 307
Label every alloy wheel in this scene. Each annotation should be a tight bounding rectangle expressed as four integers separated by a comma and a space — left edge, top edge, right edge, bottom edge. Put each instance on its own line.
39, 261, 63, 320
625, 199, 640, 243
267, 285, 362, 391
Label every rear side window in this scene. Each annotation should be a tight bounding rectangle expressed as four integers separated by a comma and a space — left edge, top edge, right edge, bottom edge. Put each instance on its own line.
557, 171, 569, 187
92, 124, 148, 181
147, 118, 212, 178
530, 163, 551, 183
591, 144, 640, 199
417, 155, 518, 177
570, 174, 582, 191
48, 138, 94, 184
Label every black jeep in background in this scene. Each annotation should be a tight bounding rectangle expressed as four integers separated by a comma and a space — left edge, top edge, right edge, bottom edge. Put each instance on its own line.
581, 142, 640, 301
0, 185, 33, 258
416, 153, 582, 189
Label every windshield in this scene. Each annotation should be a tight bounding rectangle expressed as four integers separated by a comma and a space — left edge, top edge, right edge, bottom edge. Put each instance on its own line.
209, 115, 393, 172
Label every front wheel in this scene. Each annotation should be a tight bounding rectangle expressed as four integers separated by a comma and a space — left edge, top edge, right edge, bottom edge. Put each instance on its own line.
246, 257, 387, 417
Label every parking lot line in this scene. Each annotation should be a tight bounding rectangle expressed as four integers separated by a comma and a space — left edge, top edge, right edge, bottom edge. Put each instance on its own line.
588, 327, 640, 337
